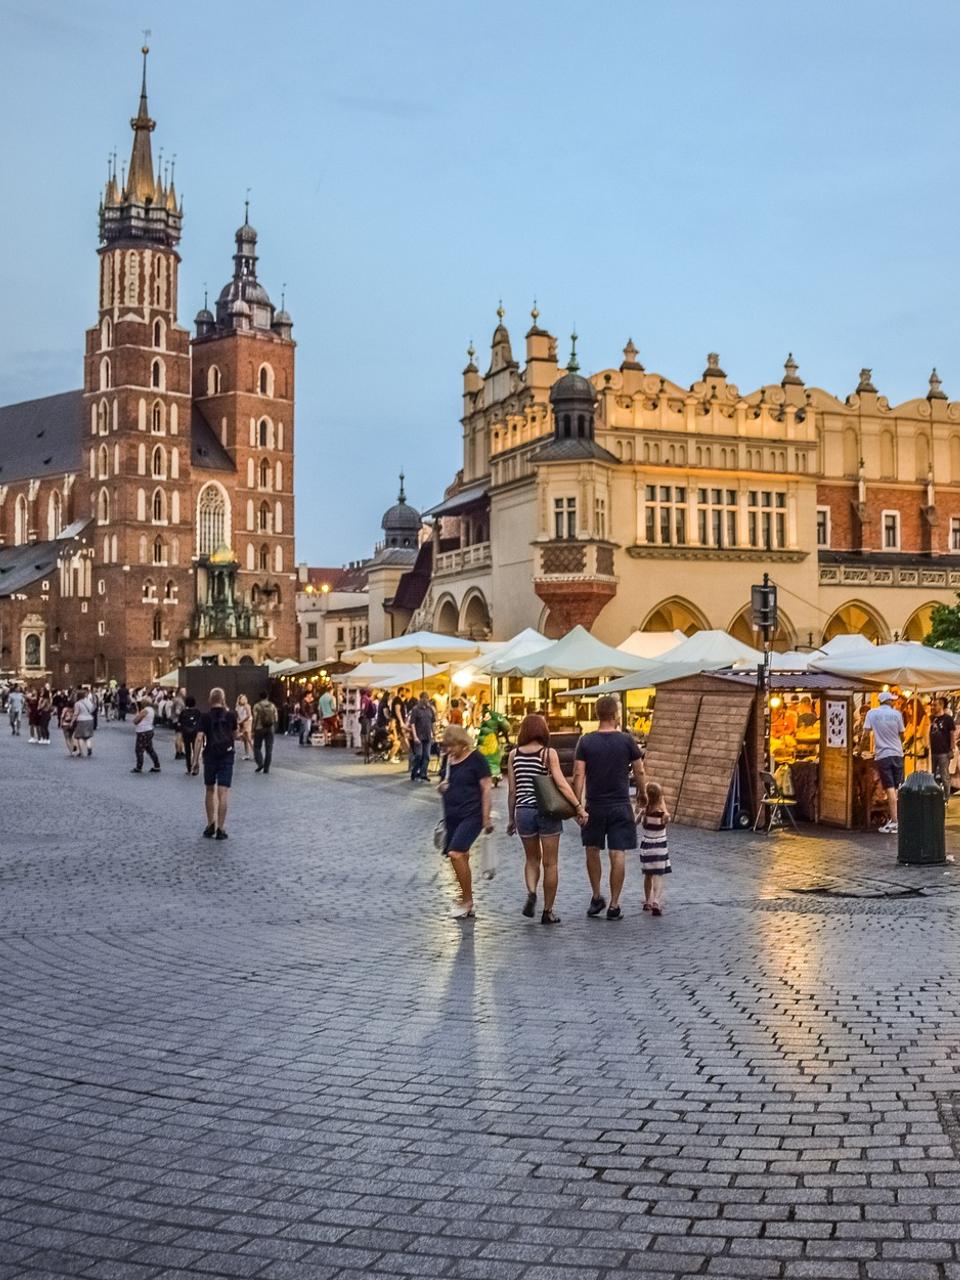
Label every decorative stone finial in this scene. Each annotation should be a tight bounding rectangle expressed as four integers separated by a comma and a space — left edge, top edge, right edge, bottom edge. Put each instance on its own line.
530, 299, 539, 325
782, 352, 804, 386
620, 338, 644, 371
496, 299, 504, 323
398, 470, 406, 503
467, 340, 475, 363
703, 352, 726, 379
928, 367, 947, 400
856, 367, 877, 393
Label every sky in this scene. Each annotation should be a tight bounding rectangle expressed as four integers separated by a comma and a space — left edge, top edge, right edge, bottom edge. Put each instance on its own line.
2, 0, 960, 564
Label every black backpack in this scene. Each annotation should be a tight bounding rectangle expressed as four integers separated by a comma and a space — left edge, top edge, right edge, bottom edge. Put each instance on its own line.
206, 708, 235, 752
179, 707, 202, 734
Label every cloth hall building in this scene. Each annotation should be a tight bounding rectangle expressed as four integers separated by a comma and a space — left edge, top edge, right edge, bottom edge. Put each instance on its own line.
0, 51, 296, 685
402, 307, 960, 648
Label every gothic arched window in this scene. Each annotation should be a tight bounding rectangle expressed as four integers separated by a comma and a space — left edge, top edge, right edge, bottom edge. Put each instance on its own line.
96, 488, 110, 526
152, 446, 165, 478
152, 611, 163, 642
151, 359, 163, 390
258, 543, 269, 571
258, 501, 270, 531
14, 494, 28, 545
258, 418, 269, 447
98, 445, 109, 480
258, 364, 274, 396
152, 488, 166, 523
151, 401, 163, 434
47, 490, 62, 539
207, 365, 221, 396
197, 484, 227, 556
259, 458, 270, 489
153, 318, 164, 349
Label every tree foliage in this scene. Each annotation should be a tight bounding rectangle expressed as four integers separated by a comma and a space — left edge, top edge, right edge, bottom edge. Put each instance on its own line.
924, 595, 960, 652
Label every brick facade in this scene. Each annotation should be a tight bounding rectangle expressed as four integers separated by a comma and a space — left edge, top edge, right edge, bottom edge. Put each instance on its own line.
0, 53, 297, 685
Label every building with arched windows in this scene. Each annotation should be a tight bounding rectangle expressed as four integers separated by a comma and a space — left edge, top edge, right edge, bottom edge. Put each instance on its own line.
394, 307, 960, 650
0, 50, 297, 682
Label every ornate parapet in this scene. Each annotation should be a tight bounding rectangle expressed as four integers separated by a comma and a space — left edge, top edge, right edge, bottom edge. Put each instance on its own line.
533, 540, 617, 631
819, 562, 960, 589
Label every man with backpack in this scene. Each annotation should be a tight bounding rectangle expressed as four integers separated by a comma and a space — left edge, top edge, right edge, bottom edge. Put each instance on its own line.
178, 696, 202, 776
252, 690, 278, 775
193, 687, 238, 840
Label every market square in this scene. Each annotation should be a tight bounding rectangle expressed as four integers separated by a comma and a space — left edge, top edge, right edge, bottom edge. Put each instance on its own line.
6, 2, 960, 1276
3, 723, 960, 1280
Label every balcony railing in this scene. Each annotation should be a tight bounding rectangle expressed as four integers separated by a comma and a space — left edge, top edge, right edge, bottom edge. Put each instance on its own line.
534, 540, 617, 581
434, 541, 492, 576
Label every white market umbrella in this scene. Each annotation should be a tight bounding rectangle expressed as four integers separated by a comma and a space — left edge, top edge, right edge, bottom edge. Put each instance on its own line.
617, 630, 685, 659
808, 641, 960, 692
342, 631, 482, 665
342, 630, 481, 690
334, 661, 446, 689
491, 625, 653, 679
268, 658, 300, 674
156, 668, 180, 688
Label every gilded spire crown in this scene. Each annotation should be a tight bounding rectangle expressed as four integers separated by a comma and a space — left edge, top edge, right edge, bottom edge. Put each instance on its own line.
99, 48, 182, 247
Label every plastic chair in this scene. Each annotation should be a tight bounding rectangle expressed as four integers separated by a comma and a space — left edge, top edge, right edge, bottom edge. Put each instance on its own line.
754, 770, 799, 832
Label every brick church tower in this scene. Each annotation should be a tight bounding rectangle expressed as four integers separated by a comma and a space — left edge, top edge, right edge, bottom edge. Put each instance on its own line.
82, 46, 194, 678
191, 211, 297, 660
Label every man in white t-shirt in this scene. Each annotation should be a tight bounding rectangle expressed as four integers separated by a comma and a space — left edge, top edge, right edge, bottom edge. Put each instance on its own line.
861, 692, 906, 835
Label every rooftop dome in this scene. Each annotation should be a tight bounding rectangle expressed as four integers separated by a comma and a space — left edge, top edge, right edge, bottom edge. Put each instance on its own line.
550, 333, 595, 404
550, 369, 595, 403
381, 473, 421, 548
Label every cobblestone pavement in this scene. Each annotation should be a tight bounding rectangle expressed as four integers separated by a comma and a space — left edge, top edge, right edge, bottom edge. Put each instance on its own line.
4, 724, 960, 1279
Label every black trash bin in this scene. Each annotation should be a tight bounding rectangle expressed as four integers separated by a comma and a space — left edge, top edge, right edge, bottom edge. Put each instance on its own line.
897, 770, 946, 865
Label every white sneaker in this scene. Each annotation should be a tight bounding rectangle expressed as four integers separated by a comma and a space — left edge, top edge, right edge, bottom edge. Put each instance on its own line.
879, 821, 898, 834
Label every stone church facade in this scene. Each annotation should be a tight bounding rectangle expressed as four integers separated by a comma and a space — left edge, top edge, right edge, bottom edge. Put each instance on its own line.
0, 50, 297, 685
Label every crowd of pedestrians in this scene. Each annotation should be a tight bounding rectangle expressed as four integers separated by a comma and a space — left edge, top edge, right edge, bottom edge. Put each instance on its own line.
0, 679, 284, 842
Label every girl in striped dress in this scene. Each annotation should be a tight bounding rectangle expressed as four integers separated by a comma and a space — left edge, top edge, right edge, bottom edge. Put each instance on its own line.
638, 781, 671, 916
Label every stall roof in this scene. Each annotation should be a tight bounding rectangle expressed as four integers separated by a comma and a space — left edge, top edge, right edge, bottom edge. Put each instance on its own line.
666, 669, 876, 692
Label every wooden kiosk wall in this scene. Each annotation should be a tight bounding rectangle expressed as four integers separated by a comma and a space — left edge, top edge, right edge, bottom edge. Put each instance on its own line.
643, 674, 762, 830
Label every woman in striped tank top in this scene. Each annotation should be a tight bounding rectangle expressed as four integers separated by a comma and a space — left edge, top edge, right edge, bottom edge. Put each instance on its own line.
638, 781, 672, 916
506, 715, 587, 925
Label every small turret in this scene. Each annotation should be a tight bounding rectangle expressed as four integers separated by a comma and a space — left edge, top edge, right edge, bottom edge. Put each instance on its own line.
550, 332, 596, 441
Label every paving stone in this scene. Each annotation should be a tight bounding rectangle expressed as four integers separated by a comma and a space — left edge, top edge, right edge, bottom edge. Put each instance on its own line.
4, 725, 960, 1280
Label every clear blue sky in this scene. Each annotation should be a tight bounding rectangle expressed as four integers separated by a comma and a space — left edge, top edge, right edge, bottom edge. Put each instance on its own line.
2, 0, 959, 563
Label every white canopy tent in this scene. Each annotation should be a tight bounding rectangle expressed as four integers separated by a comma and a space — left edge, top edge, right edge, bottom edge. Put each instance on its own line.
809, 641, 960, 692
490, 625, 653, 679
467, 627, 550, 676
342, 631, 482, 665
334, 660, 447, 689
617, 630, 686, 659
817, 633, 876, 657
559, 629, 765, 698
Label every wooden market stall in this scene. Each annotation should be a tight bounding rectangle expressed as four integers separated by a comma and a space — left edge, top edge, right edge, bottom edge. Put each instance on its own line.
642, 669, 874, 830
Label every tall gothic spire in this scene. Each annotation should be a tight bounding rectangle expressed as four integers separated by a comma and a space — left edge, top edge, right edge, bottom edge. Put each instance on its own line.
126, 45, 156, 204
100, 47, 182, 247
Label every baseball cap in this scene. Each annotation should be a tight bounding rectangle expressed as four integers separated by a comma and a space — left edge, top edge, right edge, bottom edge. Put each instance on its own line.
878, 691, 896, 704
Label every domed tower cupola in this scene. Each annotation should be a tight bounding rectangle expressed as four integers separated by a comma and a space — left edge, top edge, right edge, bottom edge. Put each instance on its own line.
215, 199, 276, 331
549, 332, 596, 441
271, 286, 293, 340
381, 473, 422, 550
195, 288, 215, 338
